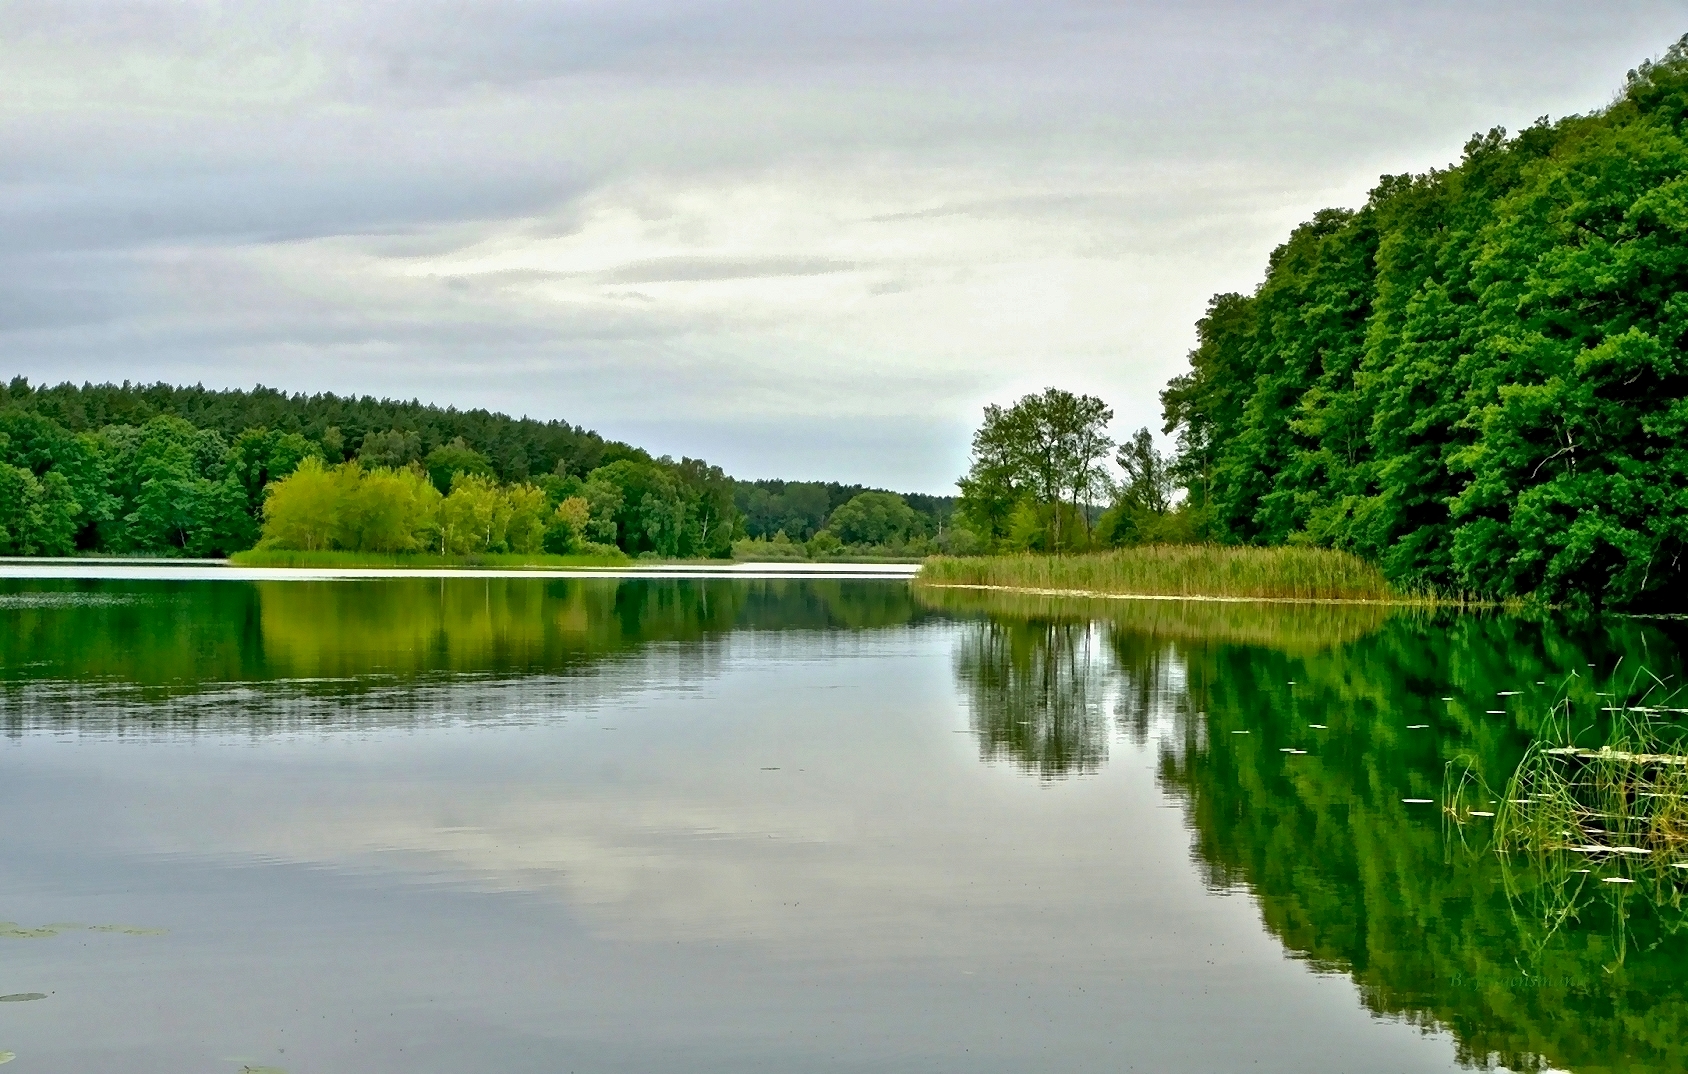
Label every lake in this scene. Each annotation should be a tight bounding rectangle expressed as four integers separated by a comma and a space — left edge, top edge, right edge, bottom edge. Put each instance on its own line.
1, 571, 1684, 1072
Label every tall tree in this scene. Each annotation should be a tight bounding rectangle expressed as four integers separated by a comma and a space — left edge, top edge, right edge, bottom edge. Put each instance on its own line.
958, 388, 1114, 552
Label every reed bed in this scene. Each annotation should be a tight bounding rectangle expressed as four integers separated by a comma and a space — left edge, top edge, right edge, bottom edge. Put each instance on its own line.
919, 545, 1411, 603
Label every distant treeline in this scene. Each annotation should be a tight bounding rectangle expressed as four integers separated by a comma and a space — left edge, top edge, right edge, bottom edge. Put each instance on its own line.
1158, 40, 1688, 608
0, 378, 612, 480
734, 478, 955, 543
0, 378, 952, 560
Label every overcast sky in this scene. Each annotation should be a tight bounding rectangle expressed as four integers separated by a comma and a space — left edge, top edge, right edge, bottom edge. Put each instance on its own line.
3, 2, 1683, 491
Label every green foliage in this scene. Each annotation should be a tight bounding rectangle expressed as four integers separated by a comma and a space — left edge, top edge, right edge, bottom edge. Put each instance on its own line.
259, 457, 353, 552
827, 491, 924, 546
0, 389, 742, 561
0, 376, 610, 480
424, 437, 495, 495
735, 478, 955, 543
228, 427, 319, 510
339, 465, 442, 553
958, 387, 1114, 552
543, 496, 592, 554
1160, 39, 1688, 608
357, 428, 423, 469
0, 464, 80, 555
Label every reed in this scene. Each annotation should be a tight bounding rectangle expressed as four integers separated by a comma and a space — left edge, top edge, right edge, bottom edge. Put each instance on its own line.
918, 545, 1428, 603
1449, 671, 1688, 873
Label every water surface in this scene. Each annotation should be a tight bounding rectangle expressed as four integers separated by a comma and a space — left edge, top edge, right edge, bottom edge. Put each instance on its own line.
1, 576, 1684, 1072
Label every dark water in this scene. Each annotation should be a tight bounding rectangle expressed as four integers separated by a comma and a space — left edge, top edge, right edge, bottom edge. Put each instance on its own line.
1, 576, 1685, 1073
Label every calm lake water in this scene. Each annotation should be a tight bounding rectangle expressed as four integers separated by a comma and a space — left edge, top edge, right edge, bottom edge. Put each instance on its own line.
1, 574, 1685, 1073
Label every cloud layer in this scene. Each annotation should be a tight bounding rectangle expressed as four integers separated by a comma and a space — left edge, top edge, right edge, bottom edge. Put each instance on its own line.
3, 1, 1682, 489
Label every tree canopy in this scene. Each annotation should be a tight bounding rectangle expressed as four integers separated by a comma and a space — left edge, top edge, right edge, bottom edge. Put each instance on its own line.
1157, 38, 1688, 608
957, 387, 1114, 553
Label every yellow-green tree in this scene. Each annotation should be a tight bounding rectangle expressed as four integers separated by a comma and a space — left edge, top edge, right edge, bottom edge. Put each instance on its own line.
259, 457, 350, 551
504, 482, 549, 554
343, 465, 440, 552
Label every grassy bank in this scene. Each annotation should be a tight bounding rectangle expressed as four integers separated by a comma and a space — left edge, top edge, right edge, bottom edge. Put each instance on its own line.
228, 549, 631, 570
918, 545, 1426, 603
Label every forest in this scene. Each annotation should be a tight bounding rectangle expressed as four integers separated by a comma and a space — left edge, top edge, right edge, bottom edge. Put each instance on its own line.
951, 42, 1688, 608
0, 379, 944, 561
1156, 41, 1688, 608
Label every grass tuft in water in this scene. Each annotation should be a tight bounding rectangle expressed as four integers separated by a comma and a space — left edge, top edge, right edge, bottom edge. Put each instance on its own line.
1451, 668, 1688, 868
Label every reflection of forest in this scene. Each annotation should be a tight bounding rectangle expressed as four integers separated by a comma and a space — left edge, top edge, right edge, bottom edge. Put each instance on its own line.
0, 577, 934, 730
953, 588, 1688, 1072
953, 618, 1113, 778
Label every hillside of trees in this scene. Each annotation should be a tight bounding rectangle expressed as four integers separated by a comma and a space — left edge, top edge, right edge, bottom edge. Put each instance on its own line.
1157, 41, 1688, 608
0, 378, 944, 560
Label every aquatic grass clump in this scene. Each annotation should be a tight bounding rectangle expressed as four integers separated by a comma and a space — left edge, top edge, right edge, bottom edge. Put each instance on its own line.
920, 545, 1407, 603
1477, 680, 1688, 867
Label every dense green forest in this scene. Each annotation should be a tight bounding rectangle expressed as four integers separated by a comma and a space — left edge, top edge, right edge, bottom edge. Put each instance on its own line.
1157, 41, 1688, 608
0, 378, 947, 560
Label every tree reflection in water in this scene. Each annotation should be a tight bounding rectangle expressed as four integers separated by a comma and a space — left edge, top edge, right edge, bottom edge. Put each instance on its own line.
953, 617, 1114, 779
940, 586, 1688, 1073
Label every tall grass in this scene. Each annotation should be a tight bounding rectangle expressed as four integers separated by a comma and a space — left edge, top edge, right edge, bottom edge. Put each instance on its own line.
228, 549, 630, 570
1444, 674, 1688, 964
919, 545, 1417, 603
1484, 694, 1688, 864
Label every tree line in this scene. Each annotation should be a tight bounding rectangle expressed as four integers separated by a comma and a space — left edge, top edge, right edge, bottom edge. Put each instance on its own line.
1155, 40, 1688, 608
0, 381, 946, 560
956, 40, 1688, 607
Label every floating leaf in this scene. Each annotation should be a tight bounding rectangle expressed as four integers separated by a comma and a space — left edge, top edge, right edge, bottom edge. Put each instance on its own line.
0, 994, 45, 1003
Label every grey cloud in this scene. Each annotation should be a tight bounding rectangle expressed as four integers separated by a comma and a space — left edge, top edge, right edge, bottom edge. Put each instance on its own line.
2, 2, 1685, 491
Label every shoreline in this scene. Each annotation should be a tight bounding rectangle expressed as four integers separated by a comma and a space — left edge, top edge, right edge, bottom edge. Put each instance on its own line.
0, 560, 922, 582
